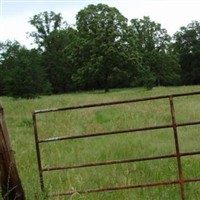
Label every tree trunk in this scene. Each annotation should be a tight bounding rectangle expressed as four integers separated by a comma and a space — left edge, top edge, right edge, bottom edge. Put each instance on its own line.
104, 85, 109, 93
104, 73, 110, 93
0, 105, 25, 200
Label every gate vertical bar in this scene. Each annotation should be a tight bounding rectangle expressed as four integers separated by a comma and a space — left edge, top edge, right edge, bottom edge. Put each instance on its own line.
169, 96, 185, 200
32, 112, 44, 191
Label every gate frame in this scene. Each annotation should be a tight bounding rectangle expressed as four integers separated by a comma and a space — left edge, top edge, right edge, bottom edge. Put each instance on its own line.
32, 91, 200, 199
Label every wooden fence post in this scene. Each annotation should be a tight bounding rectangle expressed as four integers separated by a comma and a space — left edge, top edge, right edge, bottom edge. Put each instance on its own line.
0, 104, 25, 200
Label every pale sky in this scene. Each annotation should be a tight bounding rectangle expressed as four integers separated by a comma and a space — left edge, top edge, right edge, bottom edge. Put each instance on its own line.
0, 0, 200, 49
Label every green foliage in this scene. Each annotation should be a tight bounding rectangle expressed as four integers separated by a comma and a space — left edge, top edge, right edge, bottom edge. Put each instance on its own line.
42, 28, 77, 93
74, 4, 140, 92
173, 20, 200, 85
136, 66, 156, 90
0, 41, 51, 99
29, 11, 77, 93
130, 16, 181, 86
1, 6, 199, 98
28, 11, 67, 50
17, 118, 33, 128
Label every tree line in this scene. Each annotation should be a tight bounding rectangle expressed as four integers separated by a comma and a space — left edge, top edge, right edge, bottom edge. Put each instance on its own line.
0, 4, 200, 98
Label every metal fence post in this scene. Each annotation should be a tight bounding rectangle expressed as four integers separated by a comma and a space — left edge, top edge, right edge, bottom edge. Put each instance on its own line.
0, 104, 25, 200
169, 96, 185, 200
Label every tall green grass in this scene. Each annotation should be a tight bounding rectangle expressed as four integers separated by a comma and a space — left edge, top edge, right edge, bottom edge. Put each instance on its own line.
0, 86, 200, 200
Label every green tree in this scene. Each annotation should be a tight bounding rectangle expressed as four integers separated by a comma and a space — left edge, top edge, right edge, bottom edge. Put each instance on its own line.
130, 16, 180, 88
29, 11, 78, 93
0, 41, 51, 98
173, 21, 200, 85
74, 4, 140, 92
28, 11, 67, 50
0, 41, 21, 95
42, 27, 78, 93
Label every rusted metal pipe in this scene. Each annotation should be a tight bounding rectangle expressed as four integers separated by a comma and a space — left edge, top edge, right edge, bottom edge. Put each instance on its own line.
38, 120, 200, 143
32, 112, 44, 191
33, 91, 200, 114
169, 96, 185, 200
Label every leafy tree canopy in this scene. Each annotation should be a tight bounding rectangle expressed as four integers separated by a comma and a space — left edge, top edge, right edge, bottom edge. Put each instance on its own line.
0, 41, 51, 98
1, 5, 199, 98
130, 16, 180, 87
173, 21, 200, 84
29, 11, 67, 50
74, 3, 140, 92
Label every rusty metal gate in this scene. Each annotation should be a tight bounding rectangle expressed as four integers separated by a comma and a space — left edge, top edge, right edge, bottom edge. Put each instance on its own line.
32, 91, 200, 199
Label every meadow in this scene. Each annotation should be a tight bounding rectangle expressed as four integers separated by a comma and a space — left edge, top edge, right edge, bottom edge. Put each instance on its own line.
0, 86, 200, 200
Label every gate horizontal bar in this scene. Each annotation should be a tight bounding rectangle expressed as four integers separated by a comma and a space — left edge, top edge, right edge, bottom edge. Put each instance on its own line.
39, 124, 172, 143
39, 121, 200, 143
42, 150, 200, 172
50, 177, 200, 197
50, 180, 181, 197
34, 91, 200, 114
42, 153, 177, 172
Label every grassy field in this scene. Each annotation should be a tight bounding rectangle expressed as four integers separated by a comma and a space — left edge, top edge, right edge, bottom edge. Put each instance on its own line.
0, 86, 200, 200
